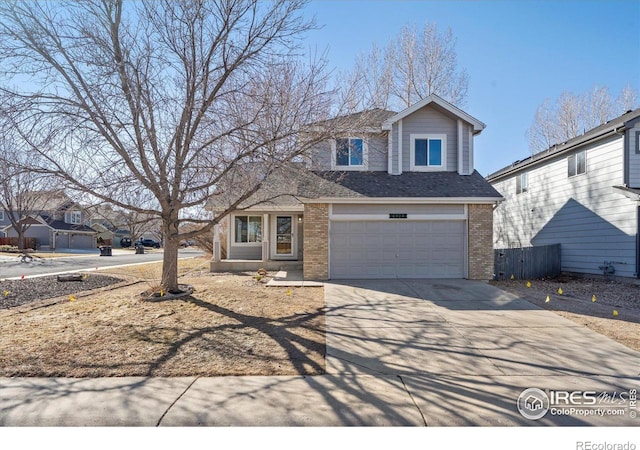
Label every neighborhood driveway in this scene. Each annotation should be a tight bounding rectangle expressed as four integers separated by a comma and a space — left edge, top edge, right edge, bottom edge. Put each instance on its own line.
323, 279, 640, 426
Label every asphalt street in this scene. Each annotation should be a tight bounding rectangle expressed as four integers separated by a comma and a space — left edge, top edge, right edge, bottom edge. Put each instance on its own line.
0, 248, 204, 280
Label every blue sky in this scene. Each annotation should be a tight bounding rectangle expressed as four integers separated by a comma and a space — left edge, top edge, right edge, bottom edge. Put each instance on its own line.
301, 0, 640, 176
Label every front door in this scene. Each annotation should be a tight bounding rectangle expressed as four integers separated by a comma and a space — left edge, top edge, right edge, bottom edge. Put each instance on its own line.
272, 215, 296, 258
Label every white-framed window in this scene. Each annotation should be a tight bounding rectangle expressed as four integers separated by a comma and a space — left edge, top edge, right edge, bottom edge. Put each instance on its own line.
635, 131, 640, 154
568, 150, 586, 177
332, 137, 366, 169
516, 172, 528, 194
69, 210, 82, 224
233, 215, 262, 244
0, 210, 4, 221
410, 134, 446, 171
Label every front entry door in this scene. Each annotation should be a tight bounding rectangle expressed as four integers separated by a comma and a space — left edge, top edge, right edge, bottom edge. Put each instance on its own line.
272, 215, 295, 258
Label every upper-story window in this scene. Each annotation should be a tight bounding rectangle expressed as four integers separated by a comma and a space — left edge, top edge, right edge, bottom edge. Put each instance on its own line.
410, 134, 446, 171
332, 137, 365, 169
516, 172, 528, 194
568, 150, 586, 177
69, 210, 82, 224
635, 131, 640, 154
0, 210, 4, 221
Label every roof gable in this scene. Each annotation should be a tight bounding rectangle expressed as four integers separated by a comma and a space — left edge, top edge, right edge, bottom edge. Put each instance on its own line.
382, 94, 486, 133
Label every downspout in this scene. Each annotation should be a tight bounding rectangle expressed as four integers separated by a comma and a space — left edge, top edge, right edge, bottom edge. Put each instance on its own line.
617, 126, 629, 186
637, 205, 640, 278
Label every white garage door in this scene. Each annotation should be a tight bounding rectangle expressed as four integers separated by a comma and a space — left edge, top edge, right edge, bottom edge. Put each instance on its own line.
330, 220, 466, 279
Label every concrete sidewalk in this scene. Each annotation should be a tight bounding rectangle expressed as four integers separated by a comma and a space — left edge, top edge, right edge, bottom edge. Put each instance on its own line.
1, 279, 639, 426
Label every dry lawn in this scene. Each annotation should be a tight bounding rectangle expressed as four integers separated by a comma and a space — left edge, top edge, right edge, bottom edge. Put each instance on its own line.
0, 258, 325, 377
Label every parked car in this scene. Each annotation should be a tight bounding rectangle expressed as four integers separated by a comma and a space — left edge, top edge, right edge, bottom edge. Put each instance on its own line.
120, 237, 132, 248
138, 238, 161, 248
180, 239, 196, 247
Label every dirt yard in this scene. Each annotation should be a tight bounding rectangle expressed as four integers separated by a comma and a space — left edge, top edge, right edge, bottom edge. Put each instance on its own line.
0, 259, 325, 377
492, 276, 640, 351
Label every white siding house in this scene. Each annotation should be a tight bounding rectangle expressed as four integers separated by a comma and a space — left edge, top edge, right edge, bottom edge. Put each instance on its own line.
488, 109, 640, 279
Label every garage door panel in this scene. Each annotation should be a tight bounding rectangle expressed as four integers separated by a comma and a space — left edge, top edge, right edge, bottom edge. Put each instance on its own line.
330, 220, 466, 279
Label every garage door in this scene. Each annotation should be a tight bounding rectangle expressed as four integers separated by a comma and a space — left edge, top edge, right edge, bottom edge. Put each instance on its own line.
330, 220, 466, 279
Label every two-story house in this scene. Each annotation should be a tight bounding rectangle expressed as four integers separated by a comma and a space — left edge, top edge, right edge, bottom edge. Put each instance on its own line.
209, 94, 502, 280
0, 190, 96, 250
487, 108, 640, 279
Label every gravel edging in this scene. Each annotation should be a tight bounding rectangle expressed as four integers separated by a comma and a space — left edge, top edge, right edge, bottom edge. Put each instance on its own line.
0, 274, 134, 312
491, 276, 640, 321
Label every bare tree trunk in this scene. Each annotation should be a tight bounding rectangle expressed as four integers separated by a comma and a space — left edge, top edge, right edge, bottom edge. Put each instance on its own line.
17, 229, 25, 251
161, 210, 180, 292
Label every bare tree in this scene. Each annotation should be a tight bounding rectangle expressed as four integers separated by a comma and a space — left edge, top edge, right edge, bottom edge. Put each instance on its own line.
617, 84, 638, 113
342, 22, 468, 112
527, 84, 640, 153
0, 136, 55, 250
120, 212, 161, 245
0, 0, 333, 291
556, 91, 584, 141
340, 44, 393, 112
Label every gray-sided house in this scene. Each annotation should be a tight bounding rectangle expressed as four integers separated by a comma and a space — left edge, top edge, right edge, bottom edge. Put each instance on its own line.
487, 108, 640, 279
209, 94, 503, 280
0, 190, 96, 250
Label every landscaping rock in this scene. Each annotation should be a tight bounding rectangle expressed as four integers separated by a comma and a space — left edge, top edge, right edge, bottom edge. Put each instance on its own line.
0, 274, 123, 309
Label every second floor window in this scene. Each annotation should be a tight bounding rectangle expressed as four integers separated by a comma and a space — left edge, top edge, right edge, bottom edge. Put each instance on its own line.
335, 138, 363, 167
410, 134, 446, 171
568, 150, 586, 177
516, 172, 528, 194
69, 210, 82, 224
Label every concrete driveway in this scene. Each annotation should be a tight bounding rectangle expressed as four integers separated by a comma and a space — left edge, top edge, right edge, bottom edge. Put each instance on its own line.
324, 279, 640, 426
1, 279, 638, 426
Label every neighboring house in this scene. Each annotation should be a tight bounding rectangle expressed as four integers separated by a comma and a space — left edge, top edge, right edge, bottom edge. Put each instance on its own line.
88, 204, 129, 248
209, 94, 502, 280
487, 108, 640, 279
0, 190, 96, 250
88, 204, 162, 248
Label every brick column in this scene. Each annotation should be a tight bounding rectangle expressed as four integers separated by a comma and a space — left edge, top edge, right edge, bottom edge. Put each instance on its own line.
468, 203, 494, 280
303, 203, 329, 280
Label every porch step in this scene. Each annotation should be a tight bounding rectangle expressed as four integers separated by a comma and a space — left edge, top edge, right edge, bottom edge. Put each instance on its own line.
210, 260, 302, 273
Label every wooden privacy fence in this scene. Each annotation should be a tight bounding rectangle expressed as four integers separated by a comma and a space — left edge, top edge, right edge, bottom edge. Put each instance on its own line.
494, 244, 561, 280
0, 237, 37, 249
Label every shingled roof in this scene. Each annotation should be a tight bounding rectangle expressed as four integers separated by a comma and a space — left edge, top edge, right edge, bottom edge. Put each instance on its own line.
301, 171, 502, 199
310, 108, 397, 131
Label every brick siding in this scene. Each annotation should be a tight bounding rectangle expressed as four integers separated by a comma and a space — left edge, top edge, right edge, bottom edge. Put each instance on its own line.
303, 203, 329, 280
468, 203, 494, 280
